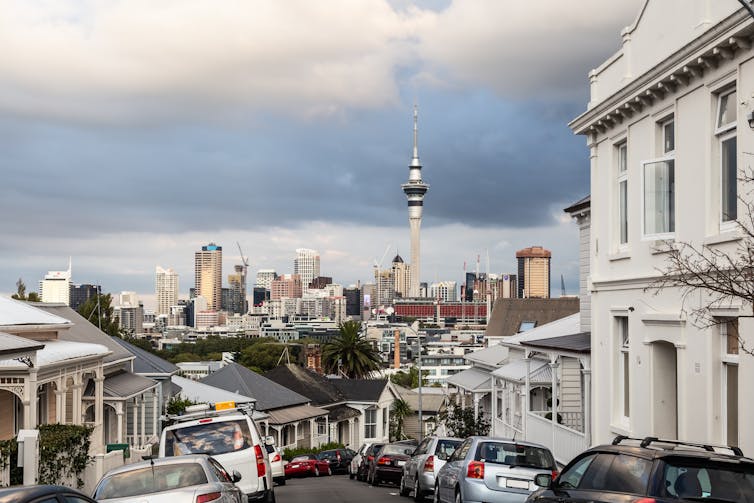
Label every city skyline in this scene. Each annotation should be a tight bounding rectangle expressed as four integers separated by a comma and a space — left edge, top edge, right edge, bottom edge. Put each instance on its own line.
0, 0, 643, 303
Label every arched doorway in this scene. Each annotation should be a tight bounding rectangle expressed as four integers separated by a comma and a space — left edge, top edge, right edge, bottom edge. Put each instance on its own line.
652, 341, 678, 438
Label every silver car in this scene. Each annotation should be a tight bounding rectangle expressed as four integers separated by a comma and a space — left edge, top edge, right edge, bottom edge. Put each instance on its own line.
94, 454, 244, 503
434, 437, 557, 503
350, 442, 372, 480
401, 436, 462, 501
265, 444, 286, 486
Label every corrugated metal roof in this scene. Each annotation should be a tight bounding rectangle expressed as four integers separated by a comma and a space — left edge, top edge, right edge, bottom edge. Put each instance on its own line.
83, 369, 158, 399
330, 378, 388, 402
464, 344, 509, 367
111, 337, 178, 375
446, 367, 491, 392
522, 332, 591, 353
0, 339, 109, 368
33, 303, 134, 364
503, 314, 581, 345
201, 362, 309, 411
171, 375, 256, 406
485, 298, 579, 340
0, 297, 72, 327
0, 331, 45, 355
266, 404, 328, 425
264, 364, 345, 406
491, 359, 552, 385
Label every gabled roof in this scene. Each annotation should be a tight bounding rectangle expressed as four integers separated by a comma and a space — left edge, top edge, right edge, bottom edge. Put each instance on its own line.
0, 332, 45, 355
491, 359, 553, 385
265, 404, 328, 425
330, 378, 388, 402
485, 298, 580, 340
33, 303, 134, 365
446, 367, 491, 393
0, 297, 72, 328
0, 339, 109, 368
111, 336, 178, 375
563, 195, 590, 214
393, 385, 447, 414
201, 362, 310, 411
84, 369, 158, 400
264, 364, 345, 406
521, 332, 591, 354
503, 313, 581, 346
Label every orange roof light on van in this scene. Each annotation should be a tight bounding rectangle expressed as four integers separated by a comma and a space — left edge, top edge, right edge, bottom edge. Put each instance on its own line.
214, 401, 236, 411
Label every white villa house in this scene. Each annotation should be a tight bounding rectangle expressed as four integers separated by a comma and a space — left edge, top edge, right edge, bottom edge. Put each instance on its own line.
569, 0, 754, 452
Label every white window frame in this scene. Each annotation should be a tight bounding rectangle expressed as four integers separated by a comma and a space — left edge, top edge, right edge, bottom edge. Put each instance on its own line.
617, 142, 629, 247
614, 316, 630, 425
719, 130, 738, 230
661, 117, 675, 155
641, 155, 676, 239
721, 319, 739, 446
715, 88, 737, 135
364, 408, 377, 439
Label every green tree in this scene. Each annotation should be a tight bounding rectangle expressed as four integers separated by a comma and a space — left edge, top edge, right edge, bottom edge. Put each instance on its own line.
390, 365, 429, 389
166, 395, 196, 415
11, 278, 26, 300
438, 402, 490, 438
237, 342, 298, 373
390, 397, 413, 440
77, 293, 122, 337
27, 292, 40, 302
322, 321, 381, 378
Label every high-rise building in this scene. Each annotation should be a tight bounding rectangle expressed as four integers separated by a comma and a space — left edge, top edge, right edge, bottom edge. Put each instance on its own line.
195, 243, 222, 310
39, 260, 72, 304
374, 268, 395, 307
271, 274, 303, 300
227, 264, 247, 314
255, 269, 277, 289
155, 266, 179, 316
516, 246, 551, 299
401, 107, 429, 298
294, 248, 320, 289
344, 286, 361, 317
70, 284, 99, 310
308, 276, 333, 289
252, 287, 269, 306
430, 281, 458, 302
391, 254, 411, 298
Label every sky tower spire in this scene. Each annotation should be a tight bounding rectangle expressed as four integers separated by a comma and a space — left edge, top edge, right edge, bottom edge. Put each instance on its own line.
401, 106, 429, 298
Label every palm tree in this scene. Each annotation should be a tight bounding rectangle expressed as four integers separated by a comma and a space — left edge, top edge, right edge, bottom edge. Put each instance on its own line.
322, 320, 381, 378
390, 398, 413, 440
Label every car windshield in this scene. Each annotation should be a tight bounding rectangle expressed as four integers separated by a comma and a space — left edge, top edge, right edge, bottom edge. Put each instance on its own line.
164, 419, 252, 456
95, 463, 208, 499
475, 442, 554, 469
659, 458, 754, 502
435, 440, 462, 459
369, 444, 385, 455
382, 444, 410, 456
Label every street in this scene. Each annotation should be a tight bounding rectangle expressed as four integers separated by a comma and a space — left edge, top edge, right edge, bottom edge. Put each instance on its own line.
276, 474, 412, 503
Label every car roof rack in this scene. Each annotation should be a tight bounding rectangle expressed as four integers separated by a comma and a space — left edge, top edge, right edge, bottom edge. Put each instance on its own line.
164, 401, 255, 424
611, 435, 744, 457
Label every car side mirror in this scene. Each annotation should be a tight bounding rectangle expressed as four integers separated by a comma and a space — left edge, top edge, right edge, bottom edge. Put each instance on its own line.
533, 473, 552, 488
232, 470, 243, 483
264, 436, 275, 446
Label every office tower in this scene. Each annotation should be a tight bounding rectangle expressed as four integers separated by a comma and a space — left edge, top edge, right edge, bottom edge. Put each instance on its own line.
344, 286, 361, 316
271, 274, 303, 300
430, 281, 458, 302
256, 269, 277, 289
401, 106, 429, 298
195, 243, 222, 310
374, 268, 395, 307
516, 246, 551, 299
294, 248, 320, 289
391, 254, 411, 299
498, 273, 518, 299
227, 264, 247, 314
252, 287, 269, 307
155, 266, 179, 316
39, 259, 72, 304
69, 284, 99, 310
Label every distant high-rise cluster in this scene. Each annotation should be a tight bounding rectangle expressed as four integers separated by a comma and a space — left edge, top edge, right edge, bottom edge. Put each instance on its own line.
516, 246, 551, 299
195, 243, 223, 310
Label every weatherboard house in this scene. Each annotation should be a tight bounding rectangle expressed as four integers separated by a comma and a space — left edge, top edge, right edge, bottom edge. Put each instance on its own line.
569, 0, 754, 452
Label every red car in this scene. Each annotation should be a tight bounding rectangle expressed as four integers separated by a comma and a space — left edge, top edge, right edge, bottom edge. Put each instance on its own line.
284, 454, 332, 478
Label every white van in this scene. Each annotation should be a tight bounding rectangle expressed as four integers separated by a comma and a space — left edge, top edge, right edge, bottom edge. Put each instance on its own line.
159, 402, 274, 503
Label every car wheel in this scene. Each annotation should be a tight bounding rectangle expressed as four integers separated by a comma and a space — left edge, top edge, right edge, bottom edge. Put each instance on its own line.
314, 467, 320, 477
414, 477, 423, 502
399, 476, 411, 497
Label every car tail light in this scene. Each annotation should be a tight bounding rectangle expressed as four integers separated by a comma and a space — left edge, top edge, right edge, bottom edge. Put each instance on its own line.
633, 500, 656, 503
254, 445, 266, 477
467, 461, 484, 479
377, 456, 391, 465
551, 470, 558, 480
423, 455, 434, 472
367, 455, 374, 462
196, 492, 221, 503
272, 453, 281, 462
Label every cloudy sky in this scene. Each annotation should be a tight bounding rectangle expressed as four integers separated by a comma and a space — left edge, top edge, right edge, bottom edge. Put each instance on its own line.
0, 0, 644, 308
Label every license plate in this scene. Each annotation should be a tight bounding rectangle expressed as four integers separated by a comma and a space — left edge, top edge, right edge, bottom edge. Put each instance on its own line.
396, 460, 406, 466
505, 478, 530, 489
290, 464, 299, 468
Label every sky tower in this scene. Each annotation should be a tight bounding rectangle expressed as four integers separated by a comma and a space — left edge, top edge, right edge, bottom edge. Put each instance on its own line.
401, 106, 429, 298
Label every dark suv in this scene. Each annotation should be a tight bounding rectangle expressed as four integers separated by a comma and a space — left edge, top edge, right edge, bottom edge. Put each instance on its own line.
317, 448, 356, 474
527, 436, 754, 502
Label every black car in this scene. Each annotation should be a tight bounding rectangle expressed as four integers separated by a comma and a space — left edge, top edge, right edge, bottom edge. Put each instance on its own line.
0, 485, 97, 503
368, 442, 415, 487
528, 435, 754, 502
317, 448, 356, 474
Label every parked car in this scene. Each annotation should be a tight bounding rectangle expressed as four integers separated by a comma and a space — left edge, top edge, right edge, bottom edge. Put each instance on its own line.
435, 436, 557, 503
0, 485, 97, 503
284, 454, 333, 478
94, 454, 244, 503
158, 401, 274, 503
350, 442, 372, 479
266, 444, 286, 486
527, 435, 754, 502
400, 436, 463, 501
317, 448, 356, 474
368, 442, 416, 487
358, 442, 385, 482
